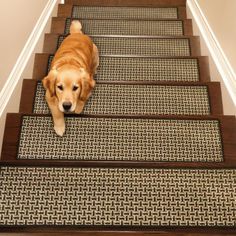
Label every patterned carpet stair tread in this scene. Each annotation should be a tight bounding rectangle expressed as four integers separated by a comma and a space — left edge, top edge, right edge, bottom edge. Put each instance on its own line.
64, 18, 184, 36
47, 56, 200, 82
17, 116, 223, 162
72, 6, 179, 19
0, 166, 235, 226
33, 83, 211, 115
58, 36, 191, 56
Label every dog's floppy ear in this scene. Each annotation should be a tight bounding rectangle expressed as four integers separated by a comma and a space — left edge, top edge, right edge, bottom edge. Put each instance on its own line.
42, 69, 57, 97
80, 77, 95, 101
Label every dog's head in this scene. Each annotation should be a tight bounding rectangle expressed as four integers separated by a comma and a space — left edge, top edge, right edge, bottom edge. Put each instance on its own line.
42, 66, 95, 113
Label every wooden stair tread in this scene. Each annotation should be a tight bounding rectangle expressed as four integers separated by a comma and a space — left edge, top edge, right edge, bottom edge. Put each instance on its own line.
33, 53, 210, 82
64, 0, 187, 6
19, 79, 223, 115
51, 17, 193, 36
43, 34, 201, 56
58, 4, 187, 19
0, 165, 235, 229
1, 113, 235, 167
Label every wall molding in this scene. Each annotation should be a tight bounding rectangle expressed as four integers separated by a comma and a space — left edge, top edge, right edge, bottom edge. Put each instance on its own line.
0, 0, 60, 118
187, 0, 236, 107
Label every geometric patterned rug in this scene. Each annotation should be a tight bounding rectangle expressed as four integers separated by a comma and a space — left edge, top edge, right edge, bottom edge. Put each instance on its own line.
48, 56, 200, 82
18, 116, 223, 162
58, 36, 191, 56
33, 83, 211, 115
64, 18, 184, 36
0, 167, 235, 226
72, 6, 179, 19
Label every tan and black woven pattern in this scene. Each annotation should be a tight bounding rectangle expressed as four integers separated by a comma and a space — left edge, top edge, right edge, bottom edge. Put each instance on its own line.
33, 83, 211, 115
48, 56, 200, 82
47, 55, 53, 72
18, 116, 223, 162
58, 36, 191, 56
65, 18, 184, 36
1, 167, 235, 226
72, 6, 179, 19
95, 57, 200, 81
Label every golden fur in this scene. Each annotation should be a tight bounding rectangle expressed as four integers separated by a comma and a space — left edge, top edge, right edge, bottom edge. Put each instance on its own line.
43, 20, 99, 136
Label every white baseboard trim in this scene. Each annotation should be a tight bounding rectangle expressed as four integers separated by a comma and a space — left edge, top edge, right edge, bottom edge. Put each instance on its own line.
0, 0, 59, 118
187, 0, 236, 107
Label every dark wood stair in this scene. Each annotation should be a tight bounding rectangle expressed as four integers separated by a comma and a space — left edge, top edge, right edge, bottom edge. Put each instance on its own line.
1, 113, 236, 167
50, 17, 193, 35
32, 53, 211, 82
19, 79, 223, 115
43, 34, 201, 56
58, 5, 187, 19
0, 0, 236, 235
63, 0, 187, 6
59, 0, 187, 16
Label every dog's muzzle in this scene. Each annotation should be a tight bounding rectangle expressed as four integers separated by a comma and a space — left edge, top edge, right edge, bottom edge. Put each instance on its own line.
62, 102, 72, 112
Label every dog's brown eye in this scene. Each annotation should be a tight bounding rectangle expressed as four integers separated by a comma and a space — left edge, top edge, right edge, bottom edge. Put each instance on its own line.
57, 85, 63, 91
73, 86, 78, 91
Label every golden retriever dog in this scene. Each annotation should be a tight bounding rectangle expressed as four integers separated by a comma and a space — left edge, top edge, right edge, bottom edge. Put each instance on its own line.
43, 20, 99, 136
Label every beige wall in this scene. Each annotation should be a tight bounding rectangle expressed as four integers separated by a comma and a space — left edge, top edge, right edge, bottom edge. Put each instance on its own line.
0, 0, 48, 91
188, 0, 236, 114
0, 1, 59, 153
197, 0, 236, 70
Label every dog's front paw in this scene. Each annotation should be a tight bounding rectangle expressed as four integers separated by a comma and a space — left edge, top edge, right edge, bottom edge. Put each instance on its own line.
54, 125, 65, 137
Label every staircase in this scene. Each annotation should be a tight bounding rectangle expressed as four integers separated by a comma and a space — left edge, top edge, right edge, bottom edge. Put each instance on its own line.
0, 0, 236, 235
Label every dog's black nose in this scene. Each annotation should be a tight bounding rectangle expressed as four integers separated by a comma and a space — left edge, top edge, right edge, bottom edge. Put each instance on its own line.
63, 102, 72, 111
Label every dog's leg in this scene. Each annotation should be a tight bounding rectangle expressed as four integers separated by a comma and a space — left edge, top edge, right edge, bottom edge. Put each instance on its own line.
46, 93, 65, 136
92, 44, 99, 75
75, 100, 85, 114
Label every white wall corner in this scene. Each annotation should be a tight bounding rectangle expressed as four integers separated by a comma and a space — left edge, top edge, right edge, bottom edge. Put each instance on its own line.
187, 0, 236, 109
0, 0, 60, 119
